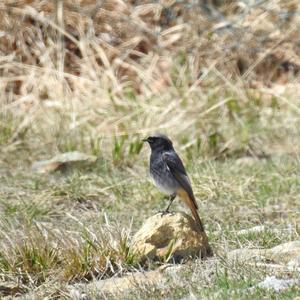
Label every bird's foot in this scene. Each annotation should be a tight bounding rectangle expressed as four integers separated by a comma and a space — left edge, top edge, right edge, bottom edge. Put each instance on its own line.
157, 209, 171, 216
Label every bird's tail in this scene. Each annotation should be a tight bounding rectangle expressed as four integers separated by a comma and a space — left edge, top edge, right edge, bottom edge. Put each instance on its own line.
178, 189, 205, 232
178, 189, 213, 256
190, 206, 205, 232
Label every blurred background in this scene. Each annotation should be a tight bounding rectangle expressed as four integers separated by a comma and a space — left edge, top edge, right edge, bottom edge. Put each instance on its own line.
1, 0, 299, 162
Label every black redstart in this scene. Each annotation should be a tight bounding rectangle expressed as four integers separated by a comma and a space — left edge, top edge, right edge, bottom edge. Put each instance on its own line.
143, 134, 205, 232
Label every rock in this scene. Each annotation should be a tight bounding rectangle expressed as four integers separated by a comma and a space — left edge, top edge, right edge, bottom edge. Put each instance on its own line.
251, 276, 299, 292
131, 212, 212, 262
236, 225, 265, 236
69, 265, 184, 297
32, 152, 97, 173
268, 241, 300, 266
76, 270, 163, 295
235, 157, 259, 166
228, 240, 300, 269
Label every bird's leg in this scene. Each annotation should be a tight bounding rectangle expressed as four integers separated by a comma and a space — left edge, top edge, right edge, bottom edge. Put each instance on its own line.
164, 194, 176, 213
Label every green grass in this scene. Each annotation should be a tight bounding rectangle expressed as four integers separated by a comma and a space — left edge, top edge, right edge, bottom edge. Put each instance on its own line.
0, 152, 299, 298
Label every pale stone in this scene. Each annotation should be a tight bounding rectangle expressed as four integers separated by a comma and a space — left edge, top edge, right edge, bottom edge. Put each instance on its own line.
32, 151, 97, 173
131, 212, 212, 262
236, 225, 265, 236
251, 276, 299, 292
228, 240, 300, 269
68, 265, 185, 297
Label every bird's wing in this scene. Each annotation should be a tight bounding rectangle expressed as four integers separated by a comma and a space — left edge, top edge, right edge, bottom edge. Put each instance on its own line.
162, 151, 198, 209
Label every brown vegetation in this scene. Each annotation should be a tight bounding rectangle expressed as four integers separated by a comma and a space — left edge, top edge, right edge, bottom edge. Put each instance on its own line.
1, 0, 299, 96
1, 0, 299, 160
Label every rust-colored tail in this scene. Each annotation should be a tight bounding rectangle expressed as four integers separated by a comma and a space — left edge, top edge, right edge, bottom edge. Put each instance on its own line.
190, 205, 204, 232
177, 189, 205, 232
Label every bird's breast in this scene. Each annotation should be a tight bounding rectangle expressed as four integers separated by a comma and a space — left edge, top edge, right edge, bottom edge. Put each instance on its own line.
149, 158, 178, 195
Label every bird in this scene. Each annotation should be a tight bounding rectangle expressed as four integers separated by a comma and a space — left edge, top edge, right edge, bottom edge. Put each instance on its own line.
143, 134, 205, 232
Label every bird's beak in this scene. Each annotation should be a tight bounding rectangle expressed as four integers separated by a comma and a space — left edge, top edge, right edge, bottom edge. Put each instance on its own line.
142, 138, 148, 143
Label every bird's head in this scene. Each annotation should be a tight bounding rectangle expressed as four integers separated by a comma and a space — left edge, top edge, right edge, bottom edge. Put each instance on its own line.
143, 134, 173, 151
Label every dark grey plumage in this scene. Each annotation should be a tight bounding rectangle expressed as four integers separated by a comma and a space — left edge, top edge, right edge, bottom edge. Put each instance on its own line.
143, 134, 204, 232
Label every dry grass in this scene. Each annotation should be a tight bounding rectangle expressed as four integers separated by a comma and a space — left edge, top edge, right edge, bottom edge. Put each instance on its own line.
0, 217, 137, 284
0, 0, 300, 158
0, 0, 300, 298
1, 157, 299, 298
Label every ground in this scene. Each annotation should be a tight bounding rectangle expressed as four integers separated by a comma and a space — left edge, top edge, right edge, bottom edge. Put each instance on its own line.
0, 154, 299, 298
0, 0, 300, 299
